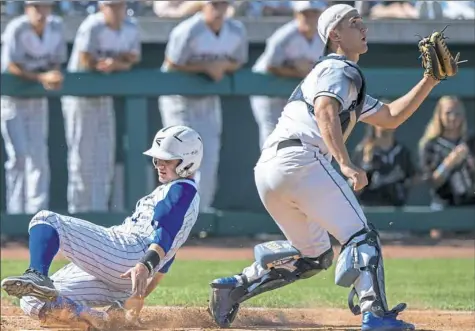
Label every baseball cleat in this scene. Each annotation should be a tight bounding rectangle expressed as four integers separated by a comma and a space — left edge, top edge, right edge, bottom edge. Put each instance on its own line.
361, 311, 415, 331
208, 277, 241, 328
1, 268, 58, 301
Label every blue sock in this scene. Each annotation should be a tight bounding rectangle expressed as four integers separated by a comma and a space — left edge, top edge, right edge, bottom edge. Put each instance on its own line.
28, 224, 60, 276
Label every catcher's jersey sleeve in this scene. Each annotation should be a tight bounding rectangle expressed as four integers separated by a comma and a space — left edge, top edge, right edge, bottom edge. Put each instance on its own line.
1, 14, 67, 72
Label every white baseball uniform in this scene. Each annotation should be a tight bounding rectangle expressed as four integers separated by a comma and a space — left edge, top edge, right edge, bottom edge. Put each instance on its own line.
1, 14, 67, 214
159, 12, 248, 211
251, 20, 324, 148
240, 54, 383, 283
61, 12, 141, 213
20, 178, 200, 318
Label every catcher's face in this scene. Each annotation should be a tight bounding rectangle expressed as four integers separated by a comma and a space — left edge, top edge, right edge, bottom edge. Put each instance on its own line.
440, 99, 465, 132
337, 14, 368, 55
153, 158, 181, 183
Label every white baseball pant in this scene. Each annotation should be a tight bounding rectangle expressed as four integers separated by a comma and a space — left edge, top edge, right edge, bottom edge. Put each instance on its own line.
250, 96, 287, 149
61, 96, 115, 213
241, 144, 368, 282
19, 209, 148, 318
0, 96, 50, 214
158, 96, 222, 211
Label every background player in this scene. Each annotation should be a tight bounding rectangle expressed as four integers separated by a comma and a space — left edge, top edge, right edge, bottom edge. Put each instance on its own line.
251, 0, 326, 148
1, 126, 203, 330
61, 0, 141, 213
0, 0, 66, 214
159, 0, 248, 212
209, 4, 455, 331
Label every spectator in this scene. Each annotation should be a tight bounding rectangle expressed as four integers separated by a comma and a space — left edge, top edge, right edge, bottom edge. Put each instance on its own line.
158, 0, 248, 212
61, 0, 141, 213
0, 0, 67, 214
153, 1, 207, 18
3, 1, 23, 16
233, 1, 293, 18
441, 1, 475, 20
355, 1, 418, 19
353, 124, 416, 207
250, 1, 326, 148
415, 1, 444, 20
419, 96, 475, 211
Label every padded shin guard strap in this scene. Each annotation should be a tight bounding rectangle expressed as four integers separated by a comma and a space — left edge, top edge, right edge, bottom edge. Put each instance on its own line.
232, 248, 334, 305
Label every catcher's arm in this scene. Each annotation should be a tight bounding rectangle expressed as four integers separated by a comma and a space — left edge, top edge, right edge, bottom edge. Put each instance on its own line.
362, 75, 438, 129
363, 26, 466, 130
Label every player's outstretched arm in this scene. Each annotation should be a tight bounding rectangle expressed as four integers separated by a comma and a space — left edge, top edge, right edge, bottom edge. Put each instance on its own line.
361, 76, 439, 129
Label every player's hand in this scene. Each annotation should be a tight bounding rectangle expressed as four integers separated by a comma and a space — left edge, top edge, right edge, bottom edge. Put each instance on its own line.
444, 144, 469, 169
340, 163, 368, 191
205, 63, 226, 82
96, 58, 117, 73
120, 263, 150, 298
38, 70, 64, 90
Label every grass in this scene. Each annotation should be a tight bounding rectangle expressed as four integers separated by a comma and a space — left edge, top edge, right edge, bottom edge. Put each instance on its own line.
1, 258, 474, 311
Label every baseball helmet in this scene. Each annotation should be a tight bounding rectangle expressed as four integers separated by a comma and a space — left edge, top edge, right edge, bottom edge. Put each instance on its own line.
143, 125, 203, 178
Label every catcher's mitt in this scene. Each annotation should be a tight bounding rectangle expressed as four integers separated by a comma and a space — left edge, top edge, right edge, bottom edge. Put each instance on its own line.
418, 26, 466, 81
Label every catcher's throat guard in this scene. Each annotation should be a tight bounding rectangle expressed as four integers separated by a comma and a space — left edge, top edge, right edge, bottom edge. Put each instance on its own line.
208, 240, 334, 327
335, 224, 407, 318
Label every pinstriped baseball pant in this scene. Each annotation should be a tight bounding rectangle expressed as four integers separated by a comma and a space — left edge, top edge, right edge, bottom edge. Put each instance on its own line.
0, 97, 50, 214
19, 210, 148, 318
241, 144, 368, 283
61, 96, 115, 213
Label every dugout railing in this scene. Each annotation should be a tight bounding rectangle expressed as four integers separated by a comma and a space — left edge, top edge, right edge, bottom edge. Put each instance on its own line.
1, 69, 474, 237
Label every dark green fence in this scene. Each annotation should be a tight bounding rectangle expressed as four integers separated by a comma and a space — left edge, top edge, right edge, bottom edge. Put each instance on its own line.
1, 67, 474, 235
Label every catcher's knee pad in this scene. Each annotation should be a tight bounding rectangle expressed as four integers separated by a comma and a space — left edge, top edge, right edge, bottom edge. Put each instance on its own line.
335, 224, 407, 317
232, 241, 334, 304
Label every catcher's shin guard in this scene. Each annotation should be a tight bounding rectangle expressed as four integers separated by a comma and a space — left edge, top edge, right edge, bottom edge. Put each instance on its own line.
208, 241, 334, 327
335, 224, 407, 318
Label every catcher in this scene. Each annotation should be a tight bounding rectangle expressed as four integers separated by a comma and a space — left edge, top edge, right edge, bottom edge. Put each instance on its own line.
208, 4, 465, 331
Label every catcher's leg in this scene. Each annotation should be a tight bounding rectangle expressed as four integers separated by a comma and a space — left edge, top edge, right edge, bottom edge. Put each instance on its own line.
336, 225, 414, 331
209, 241, 334, 328
209, 168, 334, 328
293, 153, 414, 331
20, 263, 129, 329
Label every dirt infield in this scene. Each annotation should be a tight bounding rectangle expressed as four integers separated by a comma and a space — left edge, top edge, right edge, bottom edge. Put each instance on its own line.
1, 302, 474, 331
1, 238, 474, 331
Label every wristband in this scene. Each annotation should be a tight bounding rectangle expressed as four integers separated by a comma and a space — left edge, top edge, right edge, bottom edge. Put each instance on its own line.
139, 250, 161, 274
435, 163, 448, 179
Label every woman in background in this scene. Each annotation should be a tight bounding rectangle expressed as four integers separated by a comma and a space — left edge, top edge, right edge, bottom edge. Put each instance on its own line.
419, 96, 475, 210
353, 124, 416, 207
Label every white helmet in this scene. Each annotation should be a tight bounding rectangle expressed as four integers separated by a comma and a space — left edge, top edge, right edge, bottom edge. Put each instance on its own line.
143, 125, 203, 178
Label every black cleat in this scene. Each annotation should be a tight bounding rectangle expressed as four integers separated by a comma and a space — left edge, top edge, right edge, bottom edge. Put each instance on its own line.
1, 268, 58, 301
